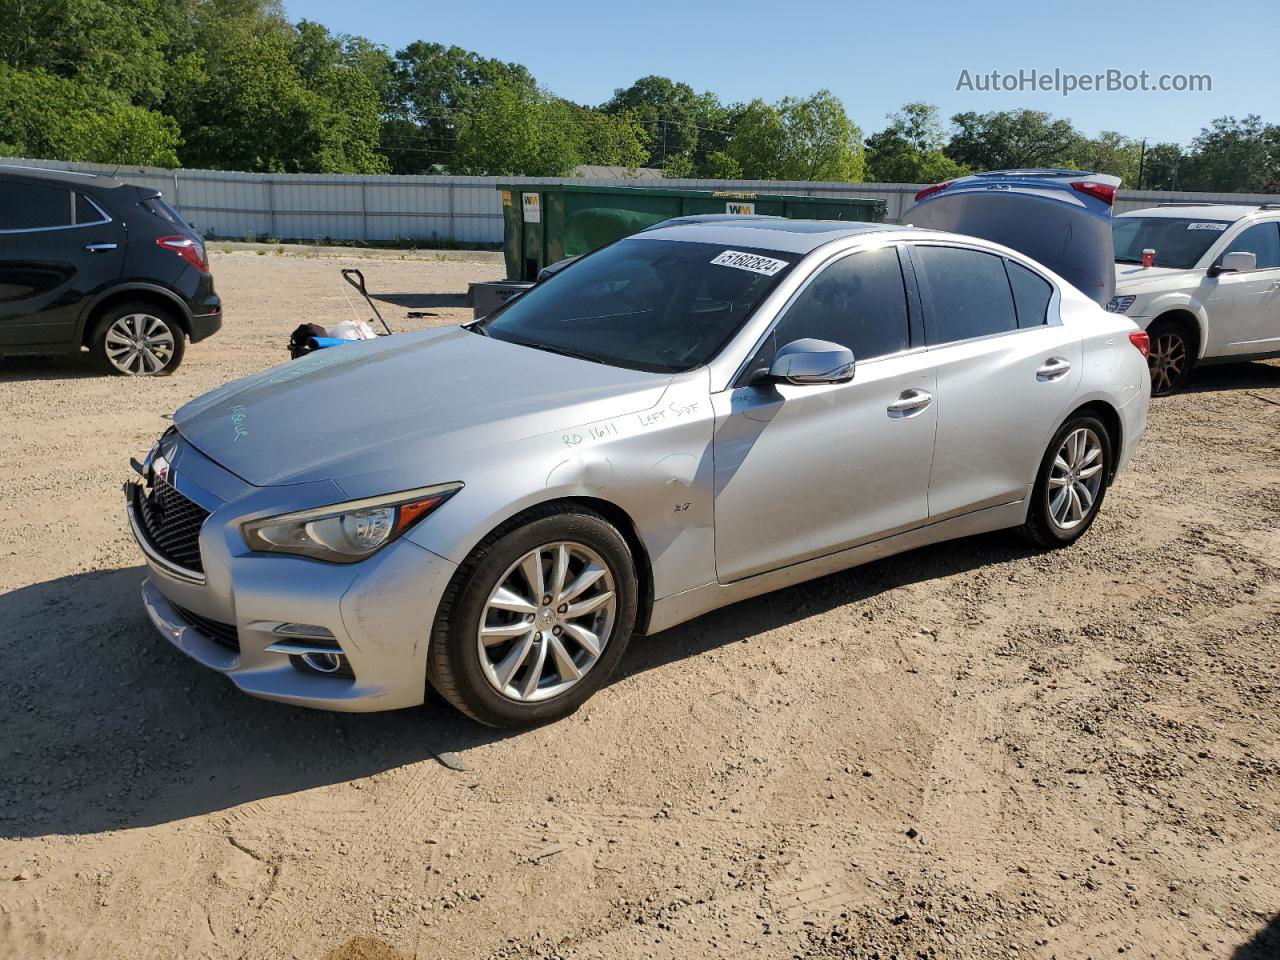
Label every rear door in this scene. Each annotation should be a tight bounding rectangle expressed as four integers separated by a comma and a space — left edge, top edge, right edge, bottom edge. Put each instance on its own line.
1204, 220, 1280, 356
0, 179, 127, 347
712, 244, 937, 582
909, 243, 1082, 519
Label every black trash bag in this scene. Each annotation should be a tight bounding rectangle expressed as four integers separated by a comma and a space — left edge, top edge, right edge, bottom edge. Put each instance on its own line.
288, 323, 328, 359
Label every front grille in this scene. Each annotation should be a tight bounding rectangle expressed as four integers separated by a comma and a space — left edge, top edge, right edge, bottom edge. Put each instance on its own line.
135, 478, 209, 573
173, 604, 240, 652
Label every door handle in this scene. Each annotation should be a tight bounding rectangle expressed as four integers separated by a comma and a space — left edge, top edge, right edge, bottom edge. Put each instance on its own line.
1036, 357, 1072, 381
84, 242, 118, 253
887, 389, 933, 418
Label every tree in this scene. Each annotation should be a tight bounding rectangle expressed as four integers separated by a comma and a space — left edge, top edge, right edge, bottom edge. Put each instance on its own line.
1072, 131, 1142, 185
865, 102, 969, 183
1180, 115, 1280, 193
571, 106, 648, 170
945, 109, 1080, 170
602, 75, 702, 169
384, 41, 537, 174
1141, 142, 1185, 191
450, 80, 578, 177
729, 91, 864, 182
0, 64, 180, 165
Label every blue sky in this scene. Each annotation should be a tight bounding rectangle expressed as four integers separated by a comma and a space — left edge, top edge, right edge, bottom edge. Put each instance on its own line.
285, 0, 1278, 146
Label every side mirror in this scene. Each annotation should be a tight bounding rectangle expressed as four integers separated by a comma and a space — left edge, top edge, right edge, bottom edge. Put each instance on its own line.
1209, 251, 1258, 277
765, 338, 855, 385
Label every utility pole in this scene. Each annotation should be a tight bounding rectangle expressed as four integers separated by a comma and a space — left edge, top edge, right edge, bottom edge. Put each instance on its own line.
1136, 138, 1147, 191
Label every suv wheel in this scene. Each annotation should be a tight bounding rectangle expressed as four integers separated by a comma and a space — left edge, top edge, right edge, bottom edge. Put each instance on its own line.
428, 504, 638, 728
92, 302, 186, 376
1022, 414, 1113, 548
1146, 318, 1194, 395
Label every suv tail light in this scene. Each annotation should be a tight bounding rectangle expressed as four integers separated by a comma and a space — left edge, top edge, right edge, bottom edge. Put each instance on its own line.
1128, 331, 1150, 357
157, 235, 209, 274
1071, 180, 1116, 205
914, 181, 952, 202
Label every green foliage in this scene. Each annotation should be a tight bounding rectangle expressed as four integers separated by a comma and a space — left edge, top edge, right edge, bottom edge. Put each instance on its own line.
865, 103, 970, 183
450, 81, 578, 177
945, 109, 1080, 170
0, 64, 180, 165
729, 91, 864, 182
1070, 130, 1143, 186
1179, 115, 1280, 193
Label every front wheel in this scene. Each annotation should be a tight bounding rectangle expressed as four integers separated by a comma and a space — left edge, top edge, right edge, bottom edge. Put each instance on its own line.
1022, 414, 1113, 548
428, 505, 638, 728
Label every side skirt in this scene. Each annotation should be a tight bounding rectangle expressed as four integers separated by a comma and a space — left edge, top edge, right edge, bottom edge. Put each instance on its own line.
644, 499, 1028, 635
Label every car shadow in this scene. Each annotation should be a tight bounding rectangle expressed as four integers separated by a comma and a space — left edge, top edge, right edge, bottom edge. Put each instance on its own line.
1185, 358, 1280, 394
0, 533, 1034, 839
1233, 913, 1280, 959
0, 352, 104, 382
373, 292, 468, 309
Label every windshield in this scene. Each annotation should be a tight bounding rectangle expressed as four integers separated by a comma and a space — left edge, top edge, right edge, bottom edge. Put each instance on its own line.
1113, 217, 1231, 269
479, 238, 797, 373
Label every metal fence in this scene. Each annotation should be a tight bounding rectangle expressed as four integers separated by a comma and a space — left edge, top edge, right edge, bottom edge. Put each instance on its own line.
4, 156, 1276, 245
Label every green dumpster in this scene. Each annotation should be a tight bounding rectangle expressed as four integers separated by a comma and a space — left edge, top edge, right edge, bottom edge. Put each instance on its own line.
497, 184, 886, 281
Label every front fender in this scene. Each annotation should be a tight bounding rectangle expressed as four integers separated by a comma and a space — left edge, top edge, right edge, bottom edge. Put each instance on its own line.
1133, 293, 1211, 359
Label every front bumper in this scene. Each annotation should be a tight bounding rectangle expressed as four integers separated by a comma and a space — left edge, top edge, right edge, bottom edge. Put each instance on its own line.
128, 460, 459, 712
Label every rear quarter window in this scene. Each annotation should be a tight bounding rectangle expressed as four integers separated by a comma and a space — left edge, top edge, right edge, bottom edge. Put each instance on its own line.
142, 195, 190, 228
1006, 260, 1054, 328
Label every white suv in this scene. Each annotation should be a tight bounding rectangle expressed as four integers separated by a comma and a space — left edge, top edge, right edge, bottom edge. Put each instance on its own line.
1109, 204, 1280, 394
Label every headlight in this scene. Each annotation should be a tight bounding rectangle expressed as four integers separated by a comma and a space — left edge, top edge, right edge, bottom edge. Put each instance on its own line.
1105, 295, 1137, 314
241, 482, 462, 563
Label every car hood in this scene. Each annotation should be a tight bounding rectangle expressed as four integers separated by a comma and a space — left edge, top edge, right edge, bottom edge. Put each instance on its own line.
175, 327, 672, 487
1114, 263, 1190, 290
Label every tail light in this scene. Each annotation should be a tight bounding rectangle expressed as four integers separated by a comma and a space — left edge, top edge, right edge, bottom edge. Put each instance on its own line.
914, 181, 952, 202
1071, 180, 1116, 205
157, 235, 209, 274
1128, 331, 1150, 357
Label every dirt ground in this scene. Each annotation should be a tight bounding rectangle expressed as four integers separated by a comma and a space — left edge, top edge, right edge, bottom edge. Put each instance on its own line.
1, 248, 1277, 960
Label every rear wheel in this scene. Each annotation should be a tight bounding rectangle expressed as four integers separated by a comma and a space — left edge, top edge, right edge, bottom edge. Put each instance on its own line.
428, 505, 638, 728
91, 302, 186, 376
1146, 318, 1194, 395
1022, 414, 1113, 548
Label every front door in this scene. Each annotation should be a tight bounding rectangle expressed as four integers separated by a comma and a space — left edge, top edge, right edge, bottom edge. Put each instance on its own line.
1204, 221, 1280, 357
0, 180, 126, 347
712, 245, 937, 583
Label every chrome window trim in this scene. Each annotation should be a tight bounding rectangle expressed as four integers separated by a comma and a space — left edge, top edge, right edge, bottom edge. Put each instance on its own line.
0, 191, 112, 234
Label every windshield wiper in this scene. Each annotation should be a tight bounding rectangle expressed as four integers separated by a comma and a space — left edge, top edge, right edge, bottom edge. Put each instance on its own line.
507, 338, 606, 365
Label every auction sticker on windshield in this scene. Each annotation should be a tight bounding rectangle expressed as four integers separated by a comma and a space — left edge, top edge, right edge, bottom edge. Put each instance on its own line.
1187, 222, 1229, 230
710, 250, 789, 276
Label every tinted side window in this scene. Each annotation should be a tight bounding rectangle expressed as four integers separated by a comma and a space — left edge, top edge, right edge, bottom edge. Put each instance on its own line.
75, 193, 106, 224
1006, 260, 1053, 328
914, 246, 1018, 344
771, 247, 910, 361
1226, 222, 1280, 269
143, 195, 190, 228
0, 181, 74, 230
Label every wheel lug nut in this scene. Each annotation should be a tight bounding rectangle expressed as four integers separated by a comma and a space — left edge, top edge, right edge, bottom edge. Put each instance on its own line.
552, 625, 562, 636
534, 632, 542, 641
542, 595, 552, 605
557, 603, 568, 614
525, 614, 535, 622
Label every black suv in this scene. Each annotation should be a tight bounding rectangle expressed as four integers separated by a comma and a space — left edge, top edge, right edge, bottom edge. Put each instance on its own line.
0, 165, 221, 375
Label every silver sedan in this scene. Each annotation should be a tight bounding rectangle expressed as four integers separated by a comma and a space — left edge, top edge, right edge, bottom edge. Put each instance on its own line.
126, 219, 1150, 727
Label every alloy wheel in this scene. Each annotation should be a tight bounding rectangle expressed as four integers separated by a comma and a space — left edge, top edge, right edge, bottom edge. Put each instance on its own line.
1048, 427, 1105, 531
104, 313, 176, 375
1148, 332, 1186, 394
476, 541, 617, 703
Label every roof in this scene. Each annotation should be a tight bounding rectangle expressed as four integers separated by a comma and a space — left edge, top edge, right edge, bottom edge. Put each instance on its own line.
637, 219, 895, 254
0, 164, 127, 189
1118, 204, 1263, 221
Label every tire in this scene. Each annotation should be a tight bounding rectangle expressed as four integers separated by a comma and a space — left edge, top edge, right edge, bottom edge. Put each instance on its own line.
428, 504, 639, 728
1022, 413, 1113, 549
1145, 317, 1195, 396
91, 302, 186, 376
